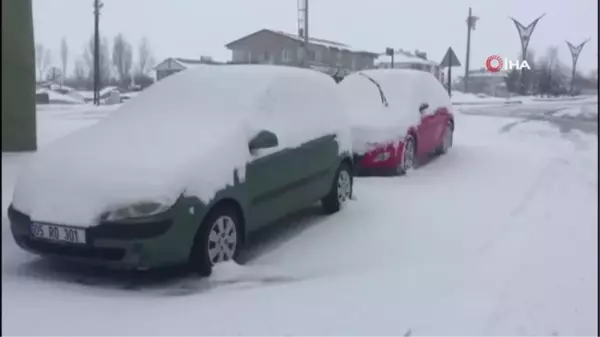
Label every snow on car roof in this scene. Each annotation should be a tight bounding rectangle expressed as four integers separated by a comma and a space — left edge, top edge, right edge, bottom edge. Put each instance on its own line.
13, 65, 350, 226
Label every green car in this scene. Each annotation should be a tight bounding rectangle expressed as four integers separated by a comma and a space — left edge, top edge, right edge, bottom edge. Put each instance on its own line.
9, 65, 354, 275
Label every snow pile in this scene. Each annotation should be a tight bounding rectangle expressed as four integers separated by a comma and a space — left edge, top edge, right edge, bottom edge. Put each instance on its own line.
36, 88, 85, 105
12, 65, 350, 227
450, 91, 520, 105
339, 69, 449, 154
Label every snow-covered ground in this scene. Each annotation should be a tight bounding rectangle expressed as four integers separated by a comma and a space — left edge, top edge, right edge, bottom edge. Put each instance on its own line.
451, 91, 599, 107
36, 88, 85, 105
2, 101, 597, 336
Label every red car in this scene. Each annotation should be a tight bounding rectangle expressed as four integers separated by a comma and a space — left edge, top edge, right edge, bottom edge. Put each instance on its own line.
338, 69, 454, 176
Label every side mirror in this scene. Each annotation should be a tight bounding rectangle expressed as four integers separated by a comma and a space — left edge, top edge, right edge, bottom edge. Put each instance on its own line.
419, 103, 429, 115
248, 130, 278, 152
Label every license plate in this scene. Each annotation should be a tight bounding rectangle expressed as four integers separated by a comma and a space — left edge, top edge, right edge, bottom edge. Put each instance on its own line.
30, 223, 87, 244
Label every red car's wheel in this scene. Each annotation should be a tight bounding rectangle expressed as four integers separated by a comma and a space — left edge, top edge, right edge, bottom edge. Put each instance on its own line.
437, 123, 453, 155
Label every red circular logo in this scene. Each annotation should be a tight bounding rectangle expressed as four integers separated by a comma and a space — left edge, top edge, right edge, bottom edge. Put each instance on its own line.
485, 55, 503, 72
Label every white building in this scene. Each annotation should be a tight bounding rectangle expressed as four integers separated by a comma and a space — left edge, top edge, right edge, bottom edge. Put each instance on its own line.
153, 57, 223, 81
375, 49, 442, 81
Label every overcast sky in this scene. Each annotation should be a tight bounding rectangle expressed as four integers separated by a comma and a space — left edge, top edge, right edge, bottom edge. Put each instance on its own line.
33, 0, 598, 75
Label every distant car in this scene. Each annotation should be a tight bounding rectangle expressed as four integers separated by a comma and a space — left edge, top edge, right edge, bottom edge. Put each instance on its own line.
338, 69, 454, 175
9, 65, 354, 275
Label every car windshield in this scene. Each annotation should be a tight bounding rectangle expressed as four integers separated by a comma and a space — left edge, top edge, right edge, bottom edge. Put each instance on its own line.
4, 1, 597, 336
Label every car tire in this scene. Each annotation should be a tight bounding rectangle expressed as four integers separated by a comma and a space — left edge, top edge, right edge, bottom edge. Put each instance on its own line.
396, 135, 417, 175
321, 162, 353, 214
436, 123, 453, 155
189, 205, 241, 277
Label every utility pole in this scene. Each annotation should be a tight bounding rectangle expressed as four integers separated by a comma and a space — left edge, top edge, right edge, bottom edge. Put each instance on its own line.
303, 0, 309, 68
93, 0, 103, 105
464, 7, 478, 93
297, 0, 310, 67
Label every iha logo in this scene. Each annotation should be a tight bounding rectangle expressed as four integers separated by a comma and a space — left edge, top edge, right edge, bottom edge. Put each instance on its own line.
485, 55, 531, 72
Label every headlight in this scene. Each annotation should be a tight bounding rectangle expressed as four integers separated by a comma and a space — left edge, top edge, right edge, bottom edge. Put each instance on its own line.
102, 202, 172, 222
374, 152, 392, 162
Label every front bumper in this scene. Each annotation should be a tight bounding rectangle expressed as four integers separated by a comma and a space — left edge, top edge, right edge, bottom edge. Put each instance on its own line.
8, 203, 203, 270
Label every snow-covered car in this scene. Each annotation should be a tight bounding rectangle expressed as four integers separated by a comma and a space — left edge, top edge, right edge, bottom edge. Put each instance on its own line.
8, 65, 354, 275
338, 69, 454, 175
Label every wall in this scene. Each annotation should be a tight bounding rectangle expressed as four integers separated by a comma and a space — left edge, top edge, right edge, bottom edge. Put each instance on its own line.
2, 0, 37, 152
229, 30, 376, 71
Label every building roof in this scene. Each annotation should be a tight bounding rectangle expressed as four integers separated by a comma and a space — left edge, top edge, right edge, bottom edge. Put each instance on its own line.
225, 29, 378, 56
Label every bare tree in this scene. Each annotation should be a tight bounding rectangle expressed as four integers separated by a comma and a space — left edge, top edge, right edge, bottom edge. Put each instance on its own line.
112, 34, 134, 85
545, 46, 559, 71
35, 43, 44, 79
35, 43, 52, 81
60, 37, 69, 86
537, 46, 567, 96
137, 37, 155, 75
73, 59, 86, 82
83, 35, 112, 87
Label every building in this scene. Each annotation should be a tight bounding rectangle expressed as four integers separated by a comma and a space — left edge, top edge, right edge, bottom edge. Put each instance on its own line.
224, 29, 379, 77
153, 57, 224, 81
457, 68, 509, 97
376, 49, 443, 81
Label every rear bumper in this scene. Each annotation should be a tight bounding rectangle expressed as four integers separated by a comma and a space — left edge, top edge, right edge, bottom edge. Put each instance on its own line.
8, 205, 196, 270
353, 154, 399, 176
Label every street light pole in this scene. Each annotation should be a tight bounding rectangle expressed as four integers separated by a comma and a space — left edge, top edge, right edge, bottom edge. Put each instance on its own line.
93, 0, 103, 106
566, 39, 590, 95
509, 14, 544, 95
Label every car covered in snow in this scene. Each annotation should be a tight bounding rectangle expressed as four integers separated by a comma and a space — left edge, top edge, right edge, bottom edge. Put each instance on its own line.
8, 65, 354, 275
338, 69, 454, 175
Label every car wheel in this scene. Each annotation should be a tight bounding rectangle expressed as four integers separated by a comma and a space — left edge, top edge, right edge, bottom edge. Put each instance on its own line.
397, 135, 417, 175
437, 123, 453, 155
189, 205, 241, 276
321, 162, 353, 214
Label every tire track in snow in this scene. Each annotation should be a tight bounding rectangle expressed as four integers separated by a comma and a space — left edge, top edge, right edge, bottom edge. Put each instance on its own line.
476, 158, 560, 256
479, 156, 596, 335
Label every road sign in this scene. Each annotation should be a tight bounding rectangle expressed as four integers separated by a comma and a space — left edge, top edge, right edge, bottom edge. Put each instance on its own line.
440, 47, 461, 96
440, 47, 461, 68
385, 47, 395, 68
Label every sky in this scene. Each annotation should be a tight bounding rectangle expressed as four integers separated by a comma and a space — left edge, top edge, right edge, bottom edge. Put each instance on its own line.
33, 0, 598, 76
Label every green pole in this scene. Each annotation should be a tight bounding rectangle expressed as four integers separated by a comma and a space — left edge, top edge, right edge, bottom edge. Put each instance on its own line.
2, 0, 37, 152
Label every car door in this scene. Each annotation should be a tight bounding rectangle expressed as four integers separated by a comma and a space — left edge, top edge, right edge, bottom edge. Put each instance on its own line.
244, 145, 307, 231
291, 134, 340, 206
